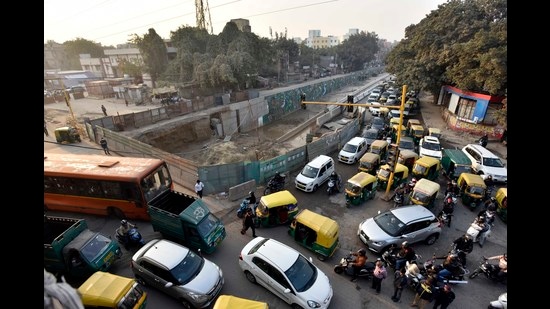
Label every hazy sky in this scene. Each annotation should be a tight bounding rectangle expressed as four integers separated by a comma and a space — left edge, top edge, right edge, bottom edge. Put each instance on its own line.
44, 0, 448, 46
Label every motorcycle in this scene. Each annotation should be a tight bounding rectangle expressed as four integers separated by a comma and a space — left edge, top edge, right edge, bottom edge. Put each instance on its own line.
478, 135, 488, 147
264, 174, 286, 195
115, 227, 145, 249
469, 257, 507, 284
333, 253, 375, 280
423, 254, 468, 284
237, 199, 257, 218
488, 292, 507, 309
437, 211, 453, 228
327, 175, 342, 195
393, 191, 404, 208
381, 244, 422, 269
466, 218, 492, 243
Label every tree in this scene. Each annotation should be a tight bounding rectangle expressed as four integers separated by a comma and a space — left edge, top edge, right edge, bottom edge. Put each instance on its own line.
337, 31, 379, 71
63, 38, 105, 70
131, 28, 168, 88
118, 58, 144, 84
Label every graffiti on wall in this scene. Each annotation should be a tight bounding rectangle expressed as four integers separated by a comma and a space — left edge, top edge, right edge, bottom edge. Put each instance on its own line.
445, 110, 505, 138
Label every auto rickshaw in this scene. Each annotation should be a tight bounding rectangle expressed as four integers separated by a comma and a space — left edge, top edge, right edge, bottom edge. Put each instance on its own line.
255, 190, 299, 227
379, 107, 390, 120
410, 124, 426, 144
405, 119, 422, 136
398, 149, 419, 172
358, 152, 381, 175
369, 139, 389, 160
391, 124, 407, 142
376, 163, 409, 190
288, 209, 340, 261
389, 117, 401, 128
456, 173, 487, 210
213, 295, 268, 309
409, 178, 440, 209
411, 156, 441, 181
344, 172, 378, 207
428, 127, 442, 140
441, 149, 473, 180
54, 126, 81, 144
495, 187, 507, 223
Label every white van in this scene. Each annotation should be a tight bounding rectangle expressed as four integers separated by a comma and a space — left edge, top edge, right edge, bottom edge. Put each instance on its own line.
338, 137, 368, 164
295, 155, 335, 192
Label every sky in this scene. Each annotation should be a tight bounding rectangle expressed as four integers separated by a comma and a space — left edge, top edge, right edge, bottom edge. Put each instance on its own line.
44, 0, 448, 47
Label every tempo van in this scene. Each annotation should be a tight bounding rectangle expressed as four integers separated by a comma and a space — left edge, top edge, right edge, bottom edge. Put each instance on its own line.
338, 137, 368, 164
295, 155, 335, 192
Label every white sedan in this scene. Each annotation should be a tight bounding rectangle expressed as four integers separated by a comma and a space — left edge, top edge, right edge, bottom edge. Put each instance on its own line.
419, 136, 443, 160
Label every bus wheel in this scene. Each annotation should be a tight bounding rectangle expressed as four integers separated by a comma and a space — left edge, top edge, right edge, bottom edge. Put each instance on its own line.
109, 207, 127, 220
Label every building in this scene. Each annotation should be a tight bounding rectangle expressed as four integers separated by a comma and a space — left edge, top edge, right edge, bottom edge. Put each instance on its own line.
44, 70, 99, 90
230, 18, 251, 33
342, 28, 360, 41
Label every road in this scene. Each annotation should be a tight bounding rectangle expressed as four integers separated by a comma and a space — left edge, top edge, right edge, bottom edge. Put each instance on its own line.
45, 77, 506, 308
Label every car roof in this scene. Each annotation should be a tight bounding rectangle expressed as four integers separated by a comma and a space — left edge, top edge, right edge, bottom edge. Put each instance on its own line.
347, 136, 367, 145
422, 136, 440, 143
245, 237, 299, 271
463, 144, 499, 158
134, 239, 189, 270
390, 205, 435, 223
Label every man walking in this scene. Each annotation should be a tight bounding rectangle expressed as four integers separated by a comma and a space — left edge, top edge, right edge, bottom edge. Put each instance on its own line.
371, 260, 387, 294
100, 137, 111, 155
195, 179, 205, 198
101, 104, 108, 116
432, 284, 455, 309
44, 120, 49, 137
391, 268, 407, 302
241, 208, 257, 237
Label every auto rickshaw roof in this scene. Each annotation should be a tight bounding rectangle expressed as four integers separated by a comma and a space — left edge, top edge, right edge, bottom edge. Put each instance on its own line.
428, 127, 441, 134
348, 171, 377, 187
78, 271, 136, 307
361, 152, 380, 162
213, 295, 269, 309
379, 163, 408, 174
413, 178, 441, 195
399, 149, 419, 160
411, 124, 425, 131
392, 124, 406, 130
260, 190, 298, 208
496, 187, 507, 203
407, 119, 422, 126
497, 187, 507, 196
390, 117, 401, 125
371, 140, 389, 148
458, 173, 487, 187
415, 156, 441, 167
442, 149, 472, 165
295, 209, 339, 247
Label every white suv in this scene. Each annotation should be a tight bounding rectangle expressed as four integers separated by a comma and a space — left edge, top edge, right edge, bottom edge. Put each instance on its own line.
461, 144, 507, 183
419, 136, 443, 160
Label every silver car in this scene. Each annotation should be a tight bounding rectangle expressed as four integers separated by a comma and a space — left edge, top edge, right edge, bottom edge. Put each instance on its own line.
357, 205, 442, 254
131, 239, 224, 309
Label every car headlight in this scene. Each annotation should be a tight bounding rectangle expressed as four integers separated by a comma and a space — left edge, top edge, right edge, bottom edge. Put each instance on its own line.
371, 240, 386, 247
188, 291, 210, 303
307, 300, 322, 308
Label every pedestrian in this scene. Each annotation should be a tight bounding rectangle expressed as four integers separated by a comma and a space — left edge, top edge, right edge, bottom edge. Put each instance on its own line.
101, 104, 107, 116
125, 99, 129, 106
432, 284, 455, 309
100, 137, 111, 155
195, 179, 205, 198
241, 208, 257, 237
411, 276, 435, 309
391, 268, 408, 302
371, 259, 387, 294
44, 120, 49, 137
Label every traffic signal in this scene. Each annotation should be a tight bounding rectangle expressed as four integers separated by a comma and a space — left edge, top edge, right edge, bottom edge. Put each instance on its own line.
386, 143, 400, 172
347, 95, 354, 112
300, 93, 306, 109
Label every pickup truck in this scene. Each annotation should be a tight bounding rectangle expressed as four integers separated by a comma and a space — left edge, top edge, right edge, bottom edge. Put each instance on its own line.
148, 190, 226, 254
44, 216, 121, 278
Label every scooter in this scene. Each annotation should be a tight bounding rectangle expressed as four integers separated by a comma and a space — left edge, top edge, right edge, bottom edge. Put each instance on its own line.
488, 292, 507, 309
333, 253, 375, 280
327, 175, 342, 195
466, 219, 491, 243
437, 211, 453, 227
115, 227, 145, 249
237, 199, 256, 218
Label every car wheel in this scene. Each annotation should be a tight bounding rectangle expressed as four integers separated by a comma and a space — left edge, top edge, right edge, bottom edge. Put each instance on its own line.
313, 184, 318, 192
291, 304, 304, 309
424, 233, 439, 245
245, 271, 257, 284
179, 299, 192, 309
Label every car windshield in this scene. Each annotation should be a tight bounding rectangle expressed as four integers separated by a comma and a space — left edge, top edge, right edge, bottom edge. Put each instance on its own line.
399, 140, 414, 150
343, 143, 358, 153
365, 131, 378, 139
285, 255, 317, 292
80, 234, 112, 262
378, 168, 390, 178
468, 185, 485, 195
373, 118, 384, 126
455, 165, 471, 174
482, 157, 505, 168
373, 211, 405, 237
300, 165, 319, 178
345, 182, 362, 194
410, 190, 431, 203
413, 164, 427, 175
422, 141, 440, 151
169, 250, 204, 285
196, 213, 221, 237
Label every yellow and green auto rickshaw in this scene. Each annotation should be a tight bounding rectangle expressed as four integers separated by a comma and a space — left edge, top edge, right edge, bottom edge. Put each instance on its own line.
389, 117, 401, 128
495, 187, 507, 223
409, 178, 441, 209
288, 209, 340, 261
345, 172, 378, 207
391, 124, 407, 142
358, 152, 381, 175
54, 126, 81, 144
410, 124, 426, 145
398, 149, 419, 172
376, 163, 409, 190
255, 190, 299, 227
213, 295, 269, 309
456, 173, 487, 210
428, 127, 442, 139
369, 139, 389, 160
440, 149, 473, 180
406, 119, 422, 136
411, 156, 441, 181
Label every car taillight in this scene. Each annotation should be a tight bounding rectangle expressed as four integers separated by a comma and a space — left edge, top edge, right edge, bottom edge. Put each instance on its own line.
239, 254, 243, 261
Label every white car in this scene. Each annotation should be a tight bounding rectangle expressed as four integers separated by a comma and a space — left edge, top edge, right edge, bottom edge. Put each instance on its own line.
418, 136, 443, 160
238, 237, 333, 309
461, 144, 507, 183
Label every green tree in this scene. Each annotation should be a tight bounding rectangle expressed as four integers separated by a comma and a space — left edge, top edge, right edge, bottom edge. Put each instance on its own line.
63, 38, 105, 70
131, 28, 168, 88
118, 58, 144, 84
337, 31, 379, 71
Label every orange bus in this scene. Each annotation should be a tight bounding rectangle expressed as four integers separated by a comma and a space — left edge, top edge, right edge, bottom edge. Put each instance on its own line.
44, 153, 173, 220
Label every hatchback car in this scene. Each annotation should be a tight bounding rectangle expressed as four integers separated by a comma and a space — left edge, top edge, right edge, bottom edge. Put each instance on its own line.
357, 205, 441, 254
238, 237, 333, 309
399, 136, 416, 153
418, 136, 443, 160
131, 239, 224, 309
461, 144, 507, 183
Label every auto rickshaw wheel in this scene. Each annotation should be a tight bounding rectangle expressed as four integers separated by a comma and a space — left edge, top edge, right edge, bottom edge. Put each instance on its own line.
317, 254, 327, 261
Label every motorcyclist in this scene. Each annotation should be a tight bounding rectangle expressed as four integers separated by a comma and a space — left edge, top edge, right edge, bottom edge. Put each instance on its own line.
349, 248, 368, 282
472, 216, 490, 248
395, 241, 416, 270
452, 234, 473, 266
245, 191, 257, 205
444, 180, 459, 196
436, 252, 463, 281
479, 134, 488, 147
271, 171, 285, 187
485, 253, 507, 283
406, 178, 417, 194
116, 219, 136, 245
329, 171, 341, 192
478, 198, 497, 226
391, 183, 406, 203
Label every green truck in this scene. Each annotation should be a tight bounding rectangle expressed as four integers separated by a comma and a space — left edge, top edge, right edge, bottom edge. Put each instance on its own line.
44, 216, 122, 278
147, 190, 226, 254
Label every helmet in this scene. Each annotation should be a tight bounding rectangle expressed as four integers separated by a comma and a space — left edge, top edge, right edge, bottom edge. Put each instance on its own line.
331, 171, 336, 176
463, 234, 471, 240
120, 220, 128, 226
451, 180, 457, 186
402, 241, 409, 247
490, 197, 496, 202
358, 248, 367, 256
249, 191, 254, 195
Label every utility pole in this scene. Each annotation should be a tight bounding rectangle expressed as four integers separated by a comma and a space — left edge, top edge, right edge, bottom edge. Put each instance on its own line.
57, 77, 78, 128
